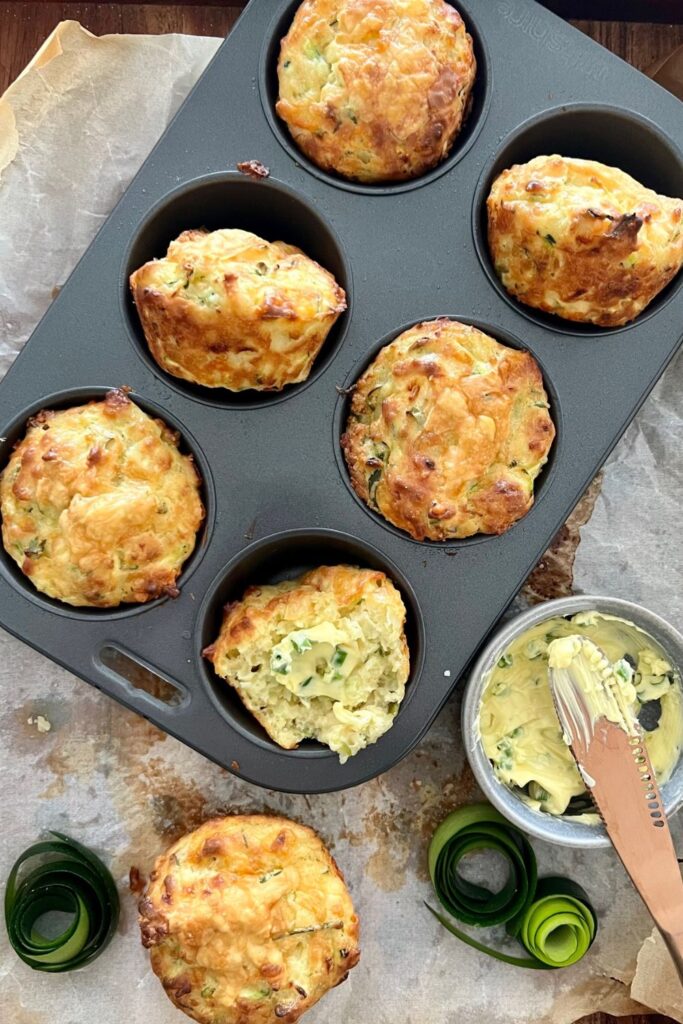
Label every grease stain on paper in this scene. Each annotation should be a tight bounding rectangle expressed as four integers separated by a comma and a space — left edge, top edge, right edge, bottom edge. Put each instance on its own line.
340, 712, 483, 891
2, 996, 46, 1024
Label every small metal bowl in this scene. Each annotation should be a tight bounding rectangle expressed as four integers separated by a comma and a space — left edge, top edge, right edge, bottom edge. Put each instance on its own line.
462, 595, 683, 849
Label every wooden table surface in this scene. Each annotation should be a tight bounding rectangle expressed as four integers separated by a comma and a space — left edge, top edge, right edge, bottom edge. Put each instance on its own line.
0, 4, 681, 1023
2, 3, 683, 94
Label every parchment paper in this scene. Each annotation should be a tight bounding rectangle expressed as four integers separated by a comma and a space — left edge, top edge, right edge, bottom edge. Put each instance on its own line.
0, 21, 681, 1024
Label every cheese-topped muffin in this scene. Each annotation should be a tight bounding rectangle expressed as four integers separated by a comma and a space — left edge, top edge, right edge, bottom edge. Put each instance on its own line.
139, 814, 360, 1024
0, 389, 204, 606
276, 0, 476, 183
341, 319, 555, 541
487, 155, 683, 327
130, 228, 346, 391
203, 564, 409, 762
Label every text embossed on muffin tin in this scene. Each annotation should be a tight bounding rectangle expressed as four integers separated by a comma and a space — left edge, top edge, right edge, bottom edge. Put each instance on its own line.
496, 0, 608, 83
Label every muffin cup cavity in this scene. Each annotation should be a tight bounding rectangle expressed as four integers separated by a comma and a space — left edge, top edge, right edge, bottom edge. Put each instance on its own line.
196, 528, 425, 756
0, 386, 215, 620
121, 173, 352, 407
333, 316, 562, 548
473, 104, 683, 336
258, 0, 491, 195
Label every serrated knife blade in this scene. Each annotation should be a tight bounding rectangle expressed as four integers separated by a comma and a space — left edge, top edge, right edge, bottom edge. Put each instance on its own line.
549, 640, 683, 983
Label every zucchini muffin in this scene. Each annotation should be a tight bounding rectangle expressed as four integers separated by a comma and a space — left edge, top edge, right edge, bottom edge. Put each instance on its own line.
276, 0, 476, 183
341, 319, 555, 541
139, 814, 360, 1024
0, 388, 204, 607
203, 564, 410, 762
130, 228, 346, 391
487, 155, 683, 327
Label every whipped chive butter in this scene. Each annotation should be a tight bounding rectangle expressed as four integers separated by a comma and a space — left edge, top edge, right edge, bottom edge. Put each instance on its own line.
269, 621, 362, 699
478, 611, 683, 819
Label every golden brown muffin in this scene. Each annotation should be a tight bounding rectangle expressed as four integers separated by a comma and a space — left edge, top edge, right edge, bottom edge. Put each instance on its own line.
276, 0, 476, 183
0, 389, 204, 607
203, 564, 409, 762
341, 319, 555, 541
487, 155, 683, 327
130, 228, 346, 391
138, 814, 360, 1024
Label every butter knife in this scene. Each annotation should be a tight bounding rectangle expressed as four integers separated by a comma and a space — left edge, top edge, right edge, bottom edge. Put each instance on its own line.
548, 636, 683, 982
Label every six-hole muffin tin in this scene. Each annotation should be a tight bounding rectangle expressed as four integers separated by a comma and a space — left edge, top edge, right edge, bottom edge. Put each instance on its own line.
0, 0, 681, 793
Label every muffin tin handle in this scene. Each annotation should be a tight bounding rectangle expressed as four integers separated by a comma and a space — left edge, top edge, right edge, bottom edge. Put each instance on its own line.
90, 640, 264, 786
93, 643, 189, 714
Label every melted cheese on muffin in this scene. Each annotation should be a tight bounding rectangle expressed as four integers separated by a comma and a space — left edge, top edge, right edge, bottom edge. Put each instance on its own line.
130, 228, 346, 391
139, 815, 360, 1024
203, 564, 410, 761
341, 318, 555, 540
276, 0, 476, 183
0, 389, 204, 606
487, 155, 683, 327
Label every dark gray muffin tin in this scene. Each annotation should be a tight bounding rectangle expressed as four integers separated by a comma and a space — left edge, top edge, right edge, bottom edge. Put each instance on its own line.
0, 0, 681, 793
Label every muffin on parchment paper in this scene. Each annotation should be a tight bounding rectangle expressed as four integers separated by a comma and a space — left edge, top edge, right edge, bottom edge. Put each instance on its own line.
341, 319, 555, 541
138, 814, 360, 1024
0, 388, 204, 607
203, 564, 410, 762
130, 228, 346, 391
487, 155, 683, 327
276, 0, 476, 183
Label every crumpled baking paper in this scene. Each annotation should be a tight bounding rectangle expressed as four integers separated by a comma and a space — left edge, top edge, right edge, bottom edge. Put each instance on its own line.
0, 21, 681, 1024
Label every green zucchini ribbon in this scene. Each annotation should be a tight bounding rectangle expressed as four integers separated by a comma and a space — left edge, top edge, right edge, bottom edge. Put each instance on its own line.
427, 804, 596, 969
4, 832, 119, 972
